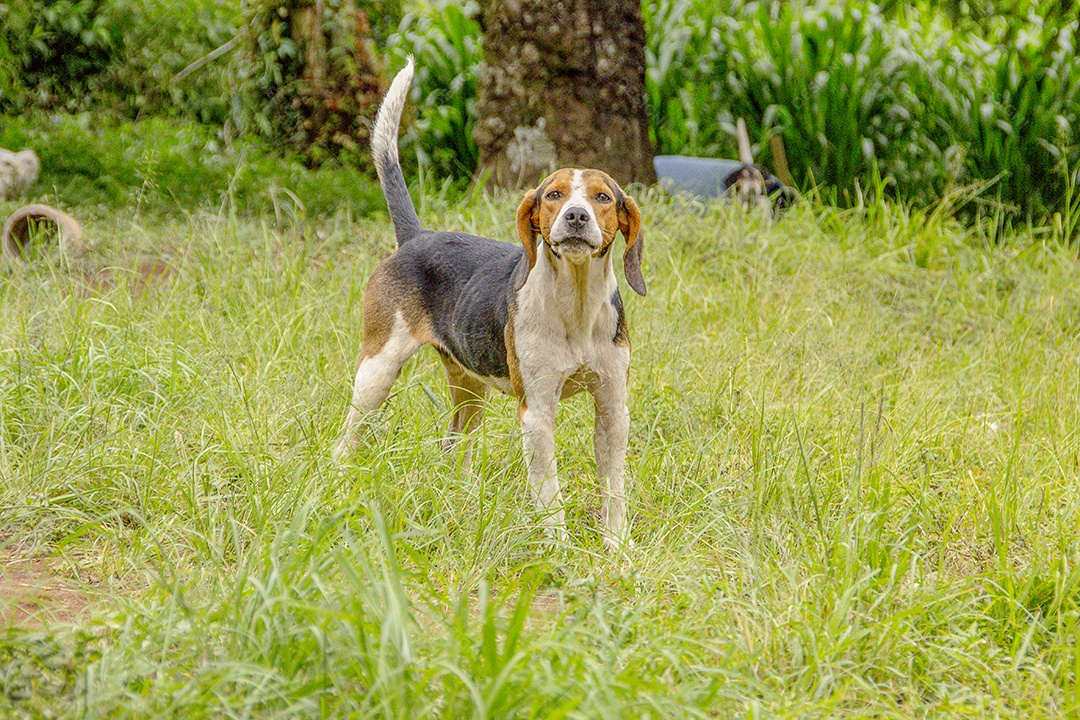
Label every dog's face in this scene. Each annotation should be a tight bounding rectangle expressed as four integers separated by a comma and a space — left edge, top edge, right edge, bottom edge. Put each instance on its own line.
727, 165, 773, 215
516, 168, 646, 296
536, 169, 616, 261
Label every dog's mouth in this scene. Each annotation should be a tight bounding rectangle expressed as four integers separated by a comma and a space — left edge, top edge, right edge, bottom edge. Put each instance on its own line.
551, 237, 599, 256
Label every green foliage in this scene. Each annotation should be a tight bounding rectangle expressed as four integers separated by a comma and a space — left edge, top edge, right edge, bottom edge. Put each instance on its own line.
4, 0, 482, 179
643, 0, 1080, 216
386, 0, 482, 180
110, 0, 242, 123
234, 0, 391, 165
643, 0, 721, 159
0, 113, 383, 217
910, 11, 1080, 215
0, 0, 241, 118
720, 3, 927, 199
0, 0, 124, 111
3, 0, 1079, 224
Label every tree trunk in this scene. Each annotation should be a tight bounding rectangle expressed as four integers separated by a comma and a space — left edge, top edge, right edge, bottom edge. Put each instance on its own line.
253, 0, 382, 166
473, 0, 656, 189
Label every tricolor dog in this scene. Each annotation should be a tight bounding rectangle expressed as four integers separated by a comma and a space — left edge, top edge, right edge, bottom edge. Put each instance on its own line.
725, 118, 774, 215
332, 59, 646, 550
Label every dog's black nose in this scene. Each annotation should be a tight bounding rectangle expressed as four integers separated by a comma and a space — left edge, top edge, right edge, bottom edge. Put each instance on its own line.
562, 206, 589, 229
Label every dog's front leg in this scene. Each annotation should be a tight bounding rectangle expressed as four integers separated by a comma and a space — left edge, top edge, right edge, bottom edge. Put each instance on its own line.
590, 364, 632, 552
519, 376, 567, 543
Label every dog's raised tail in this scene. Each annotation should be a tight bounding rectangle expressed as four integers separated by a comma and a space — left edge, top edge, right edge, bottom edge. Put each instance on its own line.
372, 56, 423, 245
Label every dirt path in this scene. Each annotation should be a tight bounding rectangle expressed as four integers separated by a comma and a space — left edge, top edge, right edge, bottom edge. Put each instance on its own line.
1, 537, 90, 628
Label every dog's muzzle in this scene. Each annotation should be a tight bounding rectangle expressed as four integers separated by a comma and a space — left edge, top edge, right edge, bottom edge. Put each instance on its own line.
550, 237, 599, 258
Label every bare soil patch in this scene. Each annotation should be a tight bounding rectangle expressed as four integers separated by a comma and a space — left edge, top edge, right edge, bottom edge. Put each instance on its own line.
0, 537, 91, 628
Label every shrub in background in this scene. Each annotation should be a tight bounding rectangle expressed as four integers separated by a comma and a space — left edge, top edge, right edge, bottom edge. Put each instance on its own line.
642, 0, 1080, 218
385, 0, 482, 181
645, 0, 949, 201
910, 11, 1080, 215
107, 0, 241, 124
717, 2, 930, 201
234, 0, 393, 166
0, 0, 241, 120
1, 0, 401, 164
0, 113, 383, 216
0, 0, 129, 112
3, 0, 1078, 227
643, 0, 722, 159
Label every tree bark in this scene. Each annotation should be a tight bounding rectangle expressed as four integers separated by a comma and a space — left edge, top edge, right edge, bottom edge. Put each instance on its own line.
254, 0, 382, 166
474, 0, 656, 189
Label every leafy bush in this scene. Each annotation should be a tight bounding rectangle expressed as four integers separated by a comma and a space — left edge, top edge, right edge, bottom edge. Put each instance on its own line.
385, 0, 482, 180
106, 0, 242, 123
0, 0, 126, 111
910, 12, 1080, 214
642, 0, 1080, 216
720, 3, 929, 199
0, 113, 383, 217
232, 1, 397, 166
0, 0, 241, 119
643, 0, 722, 159
648, 1, 935, 195
3, 0, 1078, 225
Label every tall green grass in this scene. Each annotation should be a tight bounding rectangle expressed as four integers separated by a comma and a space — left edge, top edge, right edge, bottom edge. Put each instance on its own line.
4, 186, 1080, 715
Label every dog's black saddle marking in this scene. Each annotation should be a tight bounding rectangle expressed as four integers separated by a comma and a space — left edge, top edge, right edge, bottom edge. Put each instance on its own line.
393, 231, 522, 379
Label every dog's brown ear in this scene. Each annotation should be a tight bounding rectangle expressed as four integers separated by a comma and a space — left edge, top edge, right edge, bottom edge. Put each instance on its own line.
514, 189, 539, 291
618, 194, 646, 297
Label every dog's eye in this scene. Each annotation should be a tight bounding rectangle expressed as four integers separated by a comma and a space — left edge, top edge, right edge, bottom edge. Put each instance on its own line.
545, 190, 562, 201
596, 192, 612, 203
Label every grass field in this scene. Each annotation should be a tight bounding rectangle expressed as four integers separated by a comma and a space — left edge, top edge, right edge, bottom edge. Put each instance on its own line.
3, 186, 1080, 718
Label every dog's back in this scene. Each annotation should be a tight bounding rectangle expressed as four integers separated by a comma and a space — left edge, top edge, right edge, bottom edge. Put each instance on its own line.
379, 230, 521, 378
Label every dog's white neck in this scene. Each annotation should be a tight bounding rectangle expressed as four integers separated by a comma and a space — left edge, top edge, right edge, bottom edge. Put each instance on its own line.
519, 242, 618, 345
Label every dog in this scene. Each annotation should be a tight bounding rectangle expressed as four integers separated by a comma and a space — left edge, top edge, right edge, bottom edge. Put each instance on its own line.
332, 58, 646, 550
723, 119, 793, 217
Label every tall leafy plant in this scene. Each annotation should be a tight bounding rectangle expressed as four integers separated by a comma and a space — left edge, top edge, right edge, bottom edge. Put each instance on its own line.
731, 3, 926, 196
0, 0, 244, 120
911, 11, 1080, 215
386, 0, 482, 180
643, 0, 1080, 219
0, 0, 130, 112
643, 0, 722, 157
238, 0, 386, 165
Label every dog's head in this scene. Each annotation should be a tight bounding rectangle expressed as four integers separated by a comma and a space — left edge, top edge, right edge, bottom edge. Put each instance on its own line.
725, 118, 774, 216
724, 164, 772, 215
514, 168, 645, 296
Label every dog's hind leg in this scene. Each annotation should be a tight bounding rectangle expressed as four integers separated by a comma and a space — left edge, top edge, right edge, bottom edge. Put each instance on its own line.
439, 355, 488, 465
333, 313, 422, 461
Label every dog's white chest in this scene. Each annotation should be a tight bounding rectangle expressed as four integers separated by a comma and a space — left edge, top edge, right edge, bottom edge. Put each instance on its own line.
514, 296, 620, 376
515, 252, 623, 372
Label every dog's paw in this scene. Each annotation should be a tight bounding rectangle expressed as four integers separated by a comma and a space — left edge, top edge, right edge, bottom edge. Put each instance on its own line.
602, 531, 635, 555
441, 434, 475, 472
540, 523, 570, 550
331, 434, 356, 463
